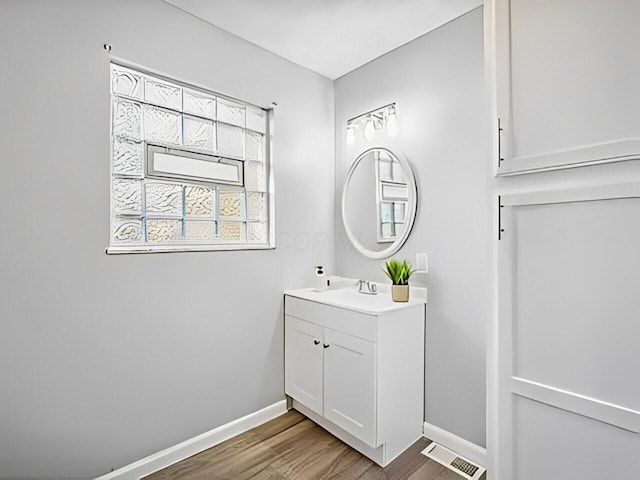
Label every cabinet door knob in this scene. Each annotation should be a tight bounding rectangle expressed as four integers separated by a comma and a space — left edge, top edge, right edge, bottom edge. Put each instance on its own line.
313, 339, 320, 345
323, 344, 330, 349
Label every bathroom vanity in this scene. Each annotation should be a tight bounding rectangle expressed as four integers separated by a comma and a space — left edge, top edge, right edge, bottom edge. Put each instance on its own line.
284, 285, 426, 466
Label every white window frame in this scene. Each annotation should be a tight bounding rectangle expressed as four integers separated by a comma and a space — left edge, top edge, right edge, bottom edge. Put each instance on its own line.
145, 144, 245, 187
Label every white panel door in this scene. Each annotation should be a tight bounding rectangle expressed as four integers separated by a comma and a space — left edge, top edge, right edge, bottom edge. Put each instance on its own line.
495, 185, 640, 479
323, 328, 377, 447
489, 0, 640, 174
284, 315, 324, 415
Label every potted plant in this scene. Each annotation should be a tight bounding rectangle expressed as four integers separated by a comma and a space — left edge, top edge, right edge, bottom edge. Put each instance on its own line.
382, 259, 414, 302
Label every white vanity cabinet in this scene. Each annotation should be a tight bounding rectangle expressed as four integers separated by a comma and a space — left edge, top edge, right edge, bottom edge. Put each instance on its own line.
284, 290, 426, 467
284, 316, 325, 416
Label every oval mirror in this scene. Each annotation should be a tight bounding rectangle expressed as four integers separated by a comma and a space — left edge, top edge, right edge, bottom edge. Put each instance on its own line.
342, 147, 417, 259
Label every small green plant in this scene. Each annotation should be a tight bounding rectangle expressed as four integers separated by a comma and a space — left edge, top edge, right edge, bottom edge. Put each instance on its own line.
382, 259, 415, 285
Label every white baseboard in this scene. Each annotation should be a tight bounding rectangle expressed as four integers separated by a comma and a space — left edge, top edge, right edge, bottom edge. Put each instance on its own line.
423, 421, 487, 468
95, 400, 288, 480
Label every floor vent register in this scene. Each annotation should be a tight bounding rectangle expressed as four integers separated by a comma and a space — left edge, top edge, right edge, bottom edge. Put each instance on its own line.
421, 442, 486, 480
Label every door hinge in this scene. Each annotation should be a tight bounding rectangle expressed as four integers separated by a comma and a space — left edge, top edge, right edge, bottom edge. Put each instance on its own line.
498, 118, 504, 167
498, 195, 504, 240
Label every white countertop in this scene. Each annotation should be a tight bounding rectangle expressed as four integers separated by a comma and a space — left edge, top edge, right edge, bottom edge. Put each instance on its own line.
284, 284, 426, 315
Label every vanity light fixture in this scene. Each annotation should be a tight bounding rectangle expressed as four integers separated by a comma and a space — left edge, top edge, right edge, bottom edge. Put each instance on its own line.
363, 115, 376, 141
346, 124, 356, 145
346, 103, 398, 144
385, 105, 398, 137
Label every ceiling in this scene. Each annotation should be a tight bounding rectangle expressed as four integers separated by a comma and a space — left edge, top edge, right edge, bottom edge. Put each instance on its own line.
164, 0, 482, 79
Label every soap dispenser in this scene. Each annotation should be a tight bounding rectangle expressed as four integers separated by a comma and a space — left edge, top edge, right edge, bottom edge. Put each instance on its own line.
313, 265, 328, 291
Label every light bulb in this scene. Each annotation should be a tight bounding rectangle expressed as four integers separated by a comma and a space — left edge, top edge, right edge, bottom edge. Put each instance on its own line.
385, 109, 398, 136
363, 116, 375, 141
346, 125, 355, 145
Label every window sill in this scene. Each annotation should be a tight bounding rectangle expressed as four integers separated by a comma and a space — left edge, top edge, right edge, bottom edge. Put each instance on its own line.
106, 244, 275, 255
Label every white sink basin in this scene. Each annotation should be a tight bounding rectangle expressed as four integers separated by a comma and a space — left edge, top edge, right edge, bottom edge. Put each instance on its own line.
285, 283, 426, 315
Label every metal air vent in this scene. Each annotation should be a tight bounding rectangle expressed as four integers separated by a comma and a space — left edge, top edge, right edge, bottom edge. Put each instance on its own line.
422, 442, 486, 480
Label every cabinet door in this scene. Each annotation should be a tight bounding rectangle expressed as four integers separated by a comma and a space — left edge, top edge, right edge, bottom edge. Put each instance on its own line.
284, 315, 324, 415
490, 0, 640, 174
495, 185, 640, 479
323, 328, 377, 447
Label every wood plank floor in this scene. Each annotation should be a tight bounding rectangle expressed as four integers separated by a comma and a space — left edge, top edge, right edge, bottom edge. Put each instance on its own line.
145, 410, 466, 480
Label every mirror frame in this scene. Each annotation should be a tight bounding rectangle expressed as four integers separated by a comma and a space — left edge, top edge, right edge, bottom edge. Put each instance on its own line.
341, 147, 418, 259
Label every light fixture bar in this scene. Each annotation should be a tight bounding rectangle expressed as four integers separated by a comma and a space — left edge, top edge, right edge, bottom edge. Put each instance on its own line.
346, 103, 398, 143
346, 103, 396, 126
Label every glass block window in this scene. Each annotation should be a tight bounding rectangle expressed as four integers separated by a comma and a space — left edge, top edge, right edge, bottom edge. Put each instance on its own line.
108, 63, 272, 253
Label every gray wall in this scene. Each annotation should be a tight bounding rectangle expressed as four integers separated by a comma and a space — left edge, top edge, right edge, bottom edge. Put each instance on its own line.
334, 8, 489, 447
0, 1, 334, 478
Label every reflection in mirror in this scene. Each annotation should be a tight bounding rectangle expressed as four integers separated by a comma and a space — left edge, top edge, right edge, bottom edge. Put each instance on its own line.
376, 151, 408, 242
342, 148, 417, 259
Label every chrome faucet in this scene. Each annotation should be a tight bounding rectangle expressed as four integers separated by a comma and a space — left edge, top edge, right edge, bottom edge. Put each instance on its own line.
358, 280, 378, 295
